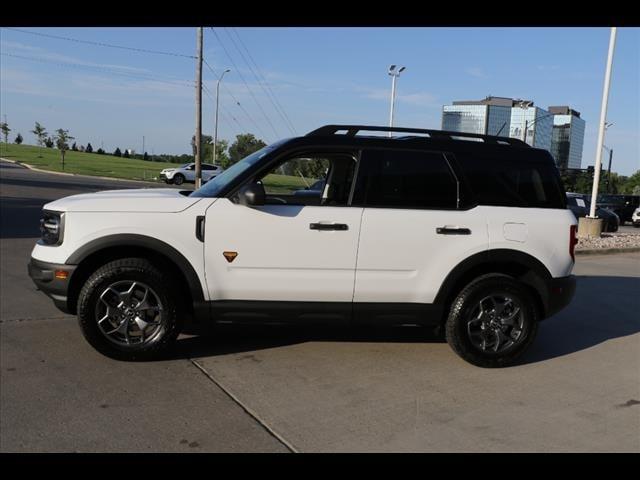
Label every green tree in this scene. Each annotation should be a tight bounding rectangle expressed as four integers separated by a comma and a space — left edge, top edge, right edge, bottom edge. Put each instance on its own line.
54, 128, 74, 170
44, 137, 54, 148
213, 140, 230, 168
228, 133, 266, 166
97, 148, 105, 155
621, 170, 640, 195
71, 142, 78, 151
86, 143, 93, 153
191, 134, 213, 162
14, 133, 23, 145
113, 147, 122, 157
1, 122, 10, 143
123, 149, 130, 158
143, 151, 149, 161
31, 122, 48, 147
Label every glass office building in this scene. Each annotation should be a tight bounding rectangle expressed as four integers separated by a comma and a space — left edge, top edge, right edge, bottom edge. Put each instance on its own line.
442, 97, 512, 137
548, 106, 585, 169
509, 105, 553, 150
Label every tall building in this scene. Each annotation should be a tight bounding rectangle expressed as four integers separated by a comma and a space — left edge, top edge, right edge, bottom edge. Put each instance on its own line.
442, 96, 553, 150
442, 96, 513, 136
509, 101, 553, 151
548, 106, 585, 169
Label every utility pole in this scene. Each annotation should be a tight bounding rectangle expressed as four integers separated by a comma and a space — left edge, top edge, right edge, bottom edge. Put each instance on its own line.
606, 148, 614, 193
194, 27, 204, 189
588, 27, 617, 219
142, 136, 145, 157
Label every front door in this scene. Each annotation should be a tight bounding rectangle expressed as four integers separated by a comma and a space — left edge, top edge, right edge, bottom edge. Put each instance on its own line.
203, 151, 362, 321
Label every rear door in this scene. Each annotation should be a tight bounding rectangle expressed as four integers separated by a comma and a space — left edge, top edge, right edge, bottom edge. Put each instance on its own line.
352, 148, 489, 323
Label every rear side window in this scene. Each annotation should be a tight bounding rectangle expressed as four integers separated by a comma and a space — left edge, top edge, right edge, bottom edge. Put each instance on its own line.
353, 149, 458, 209
454, 151, 565, 209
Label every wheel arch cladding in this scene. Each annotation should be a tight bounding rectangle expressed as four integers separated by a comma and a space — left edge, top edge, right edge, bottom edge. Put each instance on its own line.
65, 234, 204, 315
434, 249, 553, 321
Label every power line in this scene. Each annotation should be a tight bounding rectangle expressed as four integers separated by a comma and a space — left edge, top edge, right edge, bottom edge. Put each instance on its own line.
2, 27, 196, 59
229, 28, 298, 136
202, 84, 245, 134
1, 52, 195, 87
209, 27, 281, 140
202, 58, 271, 142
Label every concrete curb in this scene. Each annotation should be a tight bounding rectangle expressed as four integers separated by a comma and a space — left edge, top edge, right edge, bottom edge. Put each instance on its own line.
576, 247, 640, 256
0, 157, 161, 185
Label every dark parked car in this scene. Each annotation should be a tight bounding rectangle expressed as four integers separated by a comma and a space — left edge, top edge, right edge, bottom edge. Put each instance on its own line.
567, 193, 619, 232
597, 194, 640, 226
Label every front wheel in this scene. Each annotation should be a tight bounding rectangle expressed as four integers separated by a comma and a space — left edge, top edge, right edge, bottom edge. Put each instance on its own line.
77, 258, 182, 360
445, 274, 538, 368
173, 173, 185, 185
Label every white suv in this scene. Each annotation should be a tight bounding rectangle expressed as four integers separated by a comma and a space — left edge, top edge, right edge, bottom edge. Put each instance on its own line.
160, 162, 223, 185
28, 125, 577, 367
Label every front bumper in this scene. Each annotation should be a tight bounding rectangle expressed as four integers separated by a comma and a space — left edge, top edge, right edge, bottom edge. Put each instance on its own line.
28, 257, 76, 314
544, 275, 576, 319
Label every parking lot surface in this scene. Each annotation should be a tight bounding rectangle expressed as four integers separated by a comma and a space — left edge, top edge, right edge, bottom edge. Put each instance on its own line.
1, 160, 639, 452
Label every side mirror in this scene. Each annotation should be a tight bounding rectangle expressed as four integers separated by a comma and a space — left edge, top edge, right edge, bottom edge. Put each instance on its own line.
238, 182, 265, 206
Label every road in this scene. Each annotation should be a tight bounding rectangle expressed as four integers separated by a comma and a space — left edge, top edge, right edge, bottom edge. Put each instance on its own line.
1, 159, 639, 452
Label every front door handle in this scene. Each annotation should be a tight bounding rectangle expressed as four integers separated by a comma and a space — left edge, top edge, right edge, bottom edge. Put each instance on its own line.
436, 226, 471, 235
310, 223, 349, 231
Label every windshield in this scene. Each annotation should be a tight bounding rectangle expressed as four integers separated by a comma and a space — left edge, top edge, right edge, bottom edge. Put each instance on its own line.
190, 141, 285, 198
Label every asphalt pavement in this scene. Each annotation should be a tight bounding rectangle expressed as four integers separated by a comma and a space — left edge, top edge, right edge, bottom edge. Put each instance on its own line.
1, 159, 639, 452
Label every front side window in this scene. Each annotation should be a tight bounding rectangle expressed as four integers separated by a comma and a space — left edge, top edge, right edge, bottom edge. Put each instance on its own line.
257, 152, 356, 206
353, 149, 458, 209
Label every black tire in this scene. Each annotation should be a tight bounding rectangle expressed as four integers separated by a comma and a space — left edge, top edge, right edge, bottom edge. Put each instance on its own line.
173, 173, 184, 185
445, 274, 539, 368
164, 178, 174, 185
634, 223, 640, 228
77, 258, 182, 361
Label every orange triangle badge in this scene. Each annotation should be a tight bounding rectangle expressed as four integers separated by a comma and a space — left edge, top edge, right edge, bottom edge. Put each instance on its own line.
223, 251, 238, 263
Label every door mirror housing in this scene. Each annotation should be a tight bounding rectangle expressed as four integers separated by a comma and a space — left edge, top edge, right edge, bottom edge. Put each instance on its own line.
238, 182, 265, 206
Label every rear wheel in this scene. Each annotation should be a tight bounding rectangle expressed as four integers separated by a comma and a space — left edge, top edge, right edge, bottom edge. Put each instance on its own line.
445, 274, 538, 368
77, 258, 182, 360
173, 173, 185, 185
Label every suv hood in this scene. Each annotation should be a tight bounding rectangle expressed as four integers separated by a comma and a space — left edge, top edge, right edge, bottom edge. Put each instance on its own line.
43, 188, 202, 213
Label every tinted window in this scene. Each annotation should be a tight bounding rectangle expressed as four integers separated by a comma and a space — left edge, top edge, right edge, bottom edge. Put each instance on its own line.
454, 151, 565, 209
354, 150, 457, 209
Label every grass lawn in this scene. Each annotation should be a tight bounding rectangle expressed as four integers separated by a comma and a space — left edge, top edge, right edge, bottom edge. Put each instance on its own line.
0, 143, 320, 192
262, 173, 316, 193
0, 143, 177, 182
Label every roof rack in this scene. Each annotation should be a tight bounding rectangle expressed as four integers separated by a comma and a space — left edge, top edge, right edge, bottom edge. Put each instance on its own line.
305, 125, 530, 147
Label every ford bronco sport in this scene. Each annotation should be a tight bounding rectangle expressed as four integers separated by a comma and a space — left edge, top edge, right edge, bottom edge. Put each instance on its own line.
28, 125, 577, 367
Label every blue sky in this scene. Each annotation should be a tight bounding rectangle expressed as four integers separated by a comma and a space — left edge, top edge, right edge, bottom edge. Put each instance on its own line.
1, 27, 638, 174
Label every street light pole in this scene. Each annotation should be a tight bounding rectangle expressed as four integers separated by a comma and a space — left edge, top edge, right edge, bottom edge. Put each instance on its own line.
213, 69, 231, 166
589, 27, 617, 219
388, 65, 405, 137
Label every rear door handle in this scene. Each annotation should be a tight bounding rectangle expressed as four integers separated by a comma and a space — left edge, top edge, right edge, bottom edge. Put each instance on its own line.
310, 223, 349, 231
436, 226, 471, 235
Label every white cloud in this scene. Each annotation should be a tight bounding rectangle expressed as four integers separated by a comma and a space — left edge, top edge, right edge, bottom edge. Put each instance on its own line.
466, 67, 488, 78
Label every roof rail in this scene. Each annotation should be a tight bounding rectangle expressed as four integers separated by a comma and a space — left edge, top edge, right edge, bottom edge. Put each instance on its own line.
305, 125, 530, 147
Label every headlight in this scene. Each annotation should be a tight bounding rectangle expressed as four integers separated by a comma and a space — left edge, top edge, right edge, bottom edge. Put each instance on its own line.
39, 210, 65, 245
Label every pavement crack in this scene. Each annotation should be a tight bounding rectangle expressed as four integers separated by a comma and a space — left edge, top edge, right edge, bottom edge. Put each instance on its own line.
188, 358, 298, 453
0, 316, 71, 324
